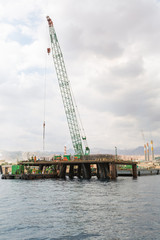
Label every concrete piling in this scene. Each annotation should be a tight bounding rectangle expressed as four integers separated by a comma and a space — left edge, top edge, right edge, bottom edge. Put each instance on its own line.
77, 165, 82, 179
82, 163, 91, 179
58, 164, 66, 179
132, 164, 137, 179
109, 163, 117, 180
97, 163, 110, 180
69, 165, 74, 179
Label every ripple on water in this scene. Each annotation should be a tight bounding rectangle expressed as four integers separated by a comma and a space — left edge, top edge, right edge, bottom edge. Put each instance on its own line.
0, 176, 160, 240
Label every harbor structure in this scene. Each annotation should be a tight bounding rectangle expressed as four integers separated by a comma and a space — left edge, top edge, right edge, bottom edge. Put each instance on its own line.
151, 140, 154, 161
1, 155, 138, 180
147, 142, 149, 161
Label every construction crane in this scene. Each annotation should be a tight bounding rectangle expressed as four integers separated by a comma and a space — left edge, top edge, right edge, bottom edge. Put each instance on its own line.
46, 16, 90, 156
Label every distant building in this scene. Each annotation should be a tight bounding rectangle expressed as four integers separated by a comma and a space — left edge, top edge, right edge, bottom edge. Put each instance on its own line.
0, 160, 6, 164
1, 165, 12, 174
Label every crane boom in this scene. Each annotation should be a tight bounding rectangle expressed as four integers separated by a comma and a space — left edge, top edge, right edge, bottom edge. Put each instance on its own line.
46, 16, 90, 156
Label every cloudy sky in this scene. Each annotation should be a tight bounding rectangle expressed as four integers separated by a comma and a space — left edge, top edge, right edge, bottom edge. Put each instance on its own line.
1, 0, 160, 153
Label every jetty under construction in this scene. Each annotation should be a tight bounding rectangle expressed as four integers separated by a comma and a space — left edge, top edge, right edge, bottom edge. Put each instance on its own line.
1, 155, 138, 180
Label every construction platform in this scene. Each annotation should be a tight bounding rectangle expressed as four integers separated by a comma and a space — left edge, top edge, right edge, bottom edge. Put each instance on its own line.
1, 159, 138, 180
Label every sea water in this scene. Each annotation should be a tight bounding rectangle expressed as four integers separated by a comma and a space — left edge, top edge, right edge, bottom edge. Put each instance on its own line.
0, 175, 160, 240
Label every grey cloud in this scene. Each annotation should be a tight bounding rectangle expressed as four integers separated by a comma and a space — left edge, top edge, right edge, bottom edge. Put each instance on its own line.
86, 41, 124, 59
59, 0, 160, 65
111, 58, 144, 78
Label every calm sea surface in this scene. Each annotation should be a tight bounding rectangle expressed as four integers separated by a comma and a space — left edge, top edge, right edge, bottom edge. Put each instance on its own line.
0, 175, 160, 240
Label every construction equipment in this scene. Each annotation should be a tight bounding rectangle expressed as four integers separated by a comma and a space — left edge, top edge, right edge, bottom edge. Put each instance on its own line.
46, 16, 90, 156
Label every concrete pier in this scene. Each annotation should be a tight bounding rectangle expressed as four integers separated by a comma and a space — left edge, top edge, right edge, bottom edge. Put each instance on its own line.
58, 164, 66, 179
110, 163, 117, 180
69, 165, 74, 179
2, 158, 138, 180
97, 163, 109, 180
82, 163, 91, 179
132, 164, 137, 179
77, 165, 82, 179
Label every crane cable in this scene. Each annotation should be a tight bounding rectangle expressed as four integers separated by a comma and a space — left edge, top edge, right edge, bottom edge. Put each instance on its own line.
70, 85, 89, 148
43, 52, 48, 152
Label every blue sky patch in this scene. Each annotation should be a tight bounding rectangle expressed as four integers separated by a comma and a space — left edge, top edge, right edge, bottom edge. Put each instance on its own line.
8, 30, 33, 45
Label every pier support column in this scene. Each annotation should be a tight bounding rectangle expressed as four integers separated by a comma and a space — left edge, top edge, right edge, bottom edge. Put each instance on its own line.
77, 165, 82, 179
59, 164, 66, 179
97, 163, 104, 179
109, 163, 117, 180
97, 163, 109, 180
132, 164, 137, 179
97, 164, 100, 179
69, 165, 74, 179
82, 163, 91, 179
39, 165, 43, 173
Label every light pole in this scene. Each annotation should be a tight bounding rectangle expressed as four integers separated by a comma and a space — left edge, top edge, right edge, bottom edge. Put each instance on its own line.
115, 146, 117, 161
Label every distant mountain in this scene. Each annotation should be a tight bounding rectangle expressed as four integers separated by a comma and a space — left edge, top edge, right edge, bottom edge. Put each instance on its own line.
0, 150, 58, 163
116, 146, 145, 155
117, 146, 160, 155
1, 146, 160, 163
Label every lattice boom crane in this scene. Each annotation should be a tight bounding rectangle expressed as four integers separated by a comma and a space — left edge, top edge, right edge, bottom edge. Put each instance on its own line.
46, 16, 90, 156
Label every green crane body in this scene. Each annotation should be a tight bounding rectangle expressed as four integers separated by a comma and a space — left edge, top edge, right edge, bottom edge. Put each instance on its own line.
47, 16, 90, 156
